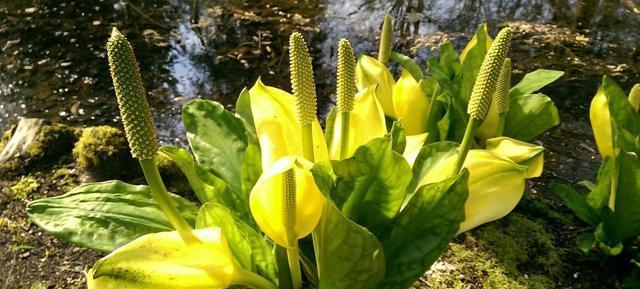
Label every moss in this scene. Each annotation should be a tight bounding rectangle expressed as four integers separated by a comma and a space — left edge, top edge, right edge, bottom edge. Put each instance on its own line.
72, 126, 139, 180
422, 212, 562, 289
10, 176, 39, 199
25, 123, 78, 163
0, 124, 16, 152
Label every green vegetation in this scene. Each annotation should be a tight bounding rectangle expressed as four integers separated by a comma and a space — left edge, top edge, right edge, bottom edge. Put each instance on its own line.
10, 176, 40, 199
72, 126, 137, 179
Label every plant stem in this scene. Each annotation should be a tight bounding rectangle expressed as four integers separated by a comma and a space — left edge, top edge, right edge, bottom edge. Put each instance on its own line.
339, 112, 351, 159
301, 123, 315, 162
421, 80, 441, 144
454, 118, 479, 175
495, 113, 506, 137
234, 267, 278, 289
609, 149, 619, 210
286, 243, 302, 289
139, 158, 191, 231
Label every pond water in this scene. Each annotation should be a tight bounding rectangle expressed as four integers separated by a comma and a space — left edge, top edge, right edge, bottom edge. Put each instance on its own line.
1, 0, 639, 144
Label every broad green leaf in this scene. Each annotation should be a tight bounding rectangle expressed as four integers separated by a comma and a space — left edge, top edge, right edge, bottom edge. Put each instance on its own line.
602, 76, 640, 154
586, 157, 613, 209
241, 137, 262, 198
314, 201, 385, 289
613, 151, 640, 242
235, 87, 257, 139
436, 94, 468, 143
509, 69, 564, 97
504, 93, 560, 141
460, 23, 492, 103
311, 161, 336, 197
87, 228, 239, 289
183, 99, 248, 194
390, 52, 423, 80
27, 180, 198, 252
378, 172, 468, 289
333, 137, 412, 234
159, 146, 254, 227
407, 141, 458, 196
576, 232, 596, 253
427, 43, 462, 99
196, 202, 278, 285
552, 184, 600, 226
389, 121, 407, 154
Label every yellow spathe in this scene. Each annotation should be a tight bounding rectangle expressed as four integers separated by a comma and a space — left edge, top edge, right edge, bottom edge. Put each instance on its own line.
485, 137, 544, 178
392, 69, 430, 135
249, 156, 324, 248
403, 133, 429, 167
356, 55, 396, 118
416, 149, 527, 233
87, 228, 236, 289
590, 87, 613, 158
248, 79, 328, 168
329, 85, 387, 159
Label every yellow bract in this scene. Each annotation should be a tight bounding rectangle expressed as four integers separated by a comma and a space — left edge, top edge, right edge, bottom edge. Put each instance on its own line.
403, 133, 429, 167
590, 87, 614, 158
249, 156, 325, 248
248, 79, 329, 168
416, 149, 527, 233
329, 85, 387, 159
356, 55, 397, 118
459, 24, 493, 63
393, 69, 430, 135
87, 228, 236, 289
485, 137, 544, 178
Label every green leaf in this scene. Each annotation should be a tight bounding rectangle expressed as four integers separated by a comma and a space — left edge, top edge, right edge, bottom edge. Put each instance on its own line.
552, 184, 600, 226
235, 87, 257, 139
427, 43, 462, 99
389, 121, 407, 154
196, 202, 279, 285
159, 146, 254, 227
183, 99, 248, 194
436, 93, 468, 143
311, 161, 336, 197
586, 157, 613, 209
27, 180, 198, 252
460, 23, 492, 103
314, 201, 385, 289
602, 76, 640, 154
509, 69, 564, 97
390, 52, 423, 80
333, 137, 412, 234
378, 172, 468, 289
407, 141, 459, 195
576, 232, 596, 253
241, 137, 262, 198
504, 93, 560, 141
613, 151, 640, 242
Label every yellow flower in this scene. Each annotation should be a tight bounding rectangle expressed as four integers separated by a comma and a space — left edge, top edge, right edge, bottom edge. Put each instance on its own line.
392, 69, 430, 135
249, 156, 325, 248
87, 228, 274, 289
328, 85, 387, 159
416, 149, 527, 233
485, 137, 544, 178
248, 79, 329, 168
590, 87, 613, 158
356, 55, 397, 118
356, 56, 431, 136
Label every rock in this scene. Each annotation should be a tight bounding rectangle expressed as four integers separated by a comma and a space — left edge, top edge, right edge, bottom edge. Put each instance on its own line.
72, 126, 139, 180
0, 119, 78, 174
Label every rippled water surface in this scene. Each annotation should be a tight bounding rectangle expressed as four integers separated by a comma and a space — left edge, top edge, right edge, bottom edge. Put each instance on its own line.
1, 0, 639, 143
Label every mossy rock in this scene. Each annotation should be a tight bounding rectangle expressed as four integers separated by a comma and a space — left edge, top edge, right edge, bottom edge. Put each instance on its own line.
73, 126, 139, 180
0, 120, 78, 174
10, 176, 39, 200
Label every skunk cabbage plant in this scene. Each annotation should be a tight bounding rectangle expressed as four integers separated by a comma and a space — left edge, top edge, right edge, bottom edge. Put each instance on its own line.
554, 76, 640, 256
28, 16, 549, 289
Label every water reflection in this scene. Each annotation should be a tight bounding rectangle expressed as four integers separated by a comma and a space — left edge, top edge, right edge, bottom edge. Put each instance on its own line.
0, 0, 638, 143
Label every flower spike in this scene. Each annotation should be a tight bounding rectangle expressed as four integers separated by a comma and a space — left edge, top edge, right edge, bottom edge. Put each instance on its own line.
468, 27, 512, 121
107, 28, 158, 160
289, 32, 318, 126
496, 58, 512, 115
337, 39, 356, 113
